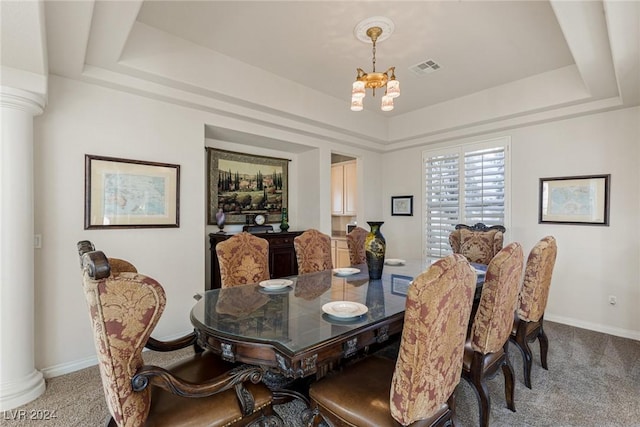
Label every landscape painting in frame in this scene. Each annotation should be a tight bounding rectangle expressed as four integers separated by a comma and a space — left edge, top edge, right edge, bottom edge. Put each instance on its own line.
207, 148, 288, 225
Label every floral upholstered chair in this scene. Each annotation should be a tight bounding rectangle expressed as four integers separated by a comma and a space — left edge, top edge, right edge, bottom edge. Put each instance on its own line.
346, 226, 368, 265
462, 242, 524, 427
510, 236, 557, 389
308, 254, 476, 427
215, 232, 270, 288
79, 250, 281, 427
449, 223, 506, 265
293, 229, 333, 274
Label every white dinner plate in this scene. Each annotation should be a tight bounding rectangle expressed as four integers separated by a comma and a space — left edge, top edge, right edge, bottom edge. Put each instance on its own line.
321, 313, 367, 325
385, 258, 406, 266
332, 268, 360, 277
259, 279, 294, 290
322, 301, 368, 319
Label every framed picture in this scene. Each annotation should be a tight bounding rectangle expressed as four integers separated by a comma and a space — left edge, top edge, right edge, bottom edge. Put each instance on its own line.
85, 155, 180, 229
207, 148, 289, 225
539, 174, 610, 225
391, 274, 413, 296
391, 195, 413, 216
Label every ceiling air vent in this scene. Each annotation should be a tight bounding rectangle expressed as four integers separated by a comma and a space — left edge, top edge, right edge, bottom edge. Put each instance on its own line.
409, 59, 441, 76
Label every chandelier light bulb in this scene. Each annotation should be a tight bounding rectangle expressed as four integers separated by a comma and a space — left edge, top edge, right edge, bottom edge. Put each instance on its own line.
351, 97, 364, 111
381, 95, 394, 111
386, 79, 400, 98
352, 81, 366, 99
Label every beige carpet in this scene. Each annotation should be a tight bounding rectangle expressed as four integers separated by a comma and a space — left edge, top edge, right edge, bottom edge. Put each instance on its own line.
1, 321, 639, 426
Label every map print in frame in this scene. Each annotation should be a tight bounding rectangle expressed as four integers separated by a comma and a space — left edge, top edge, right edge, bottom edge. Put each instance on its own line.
539, 174, 610, 226
207, 148, 289, 225
85, 155, 180, 229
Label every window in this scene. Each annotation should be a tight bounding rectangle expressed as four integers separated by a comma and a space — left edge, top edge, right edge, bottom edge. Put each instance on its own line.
423, 137, 510, 258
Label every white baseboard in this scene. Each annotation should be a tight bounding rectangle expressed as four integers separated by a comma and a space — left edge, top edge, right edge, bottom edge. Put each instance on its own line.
41, 354, 98, 379
545, 314, 640, 341
40, 330, 194, 379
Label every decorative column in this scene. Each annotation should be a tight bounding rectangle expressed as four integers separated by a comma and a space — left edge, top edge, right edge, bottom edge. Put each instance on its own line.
0, 86, 46, 410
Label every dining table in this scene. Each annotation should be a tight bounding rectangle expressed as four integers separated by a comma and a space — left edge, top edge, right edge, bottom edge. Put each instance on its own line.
191, 258, 487, 388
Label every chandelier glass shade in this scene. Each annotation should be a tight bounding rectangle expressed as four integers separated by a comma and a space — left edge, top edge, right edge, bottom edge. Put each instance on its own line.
351, 24, 400, 112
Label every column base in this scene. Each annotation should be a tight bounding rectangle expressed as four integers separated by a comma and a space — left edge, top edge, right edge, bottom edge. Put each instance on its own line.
0, 369, 45, 411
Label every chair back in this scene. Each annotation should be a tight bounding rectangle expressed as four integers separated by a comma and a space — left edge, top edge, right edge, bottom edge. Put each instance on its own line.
471, 242, 524, 354
293, 229, 333, 274
80, 250, 164, 426
77, 240, 137, 275
346, 226, 367, 265
390, 254, 476, 425
216, 232, 270, 288
518, 236, 557, 322
77, 240, 96, 262
449, 223, 506, 265
108, 258, 138, 274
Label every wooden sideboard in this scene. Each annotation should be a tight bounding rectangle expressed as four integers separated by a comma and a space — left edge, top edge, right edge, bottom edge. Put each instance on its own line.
208, 231, 303, 290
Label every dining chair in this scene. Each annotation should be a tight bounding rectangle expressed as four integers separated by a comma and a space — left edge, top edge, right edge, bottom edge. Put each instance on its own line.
308, 254, 476, 427
510, 235, 557, 389
449, 223, 506, 265
79, 250, 282, 427
215, 232, 270, 288
293, 229, 333, 274
345, 226, 368, 265
461, 241, 524, 427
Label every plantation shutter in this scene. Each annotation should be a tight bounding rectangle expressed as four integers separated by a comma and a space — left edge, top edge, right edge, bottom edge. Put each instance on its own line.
423, 140, 508, 259
425, 153, 460, 258
464, 147, 505, 225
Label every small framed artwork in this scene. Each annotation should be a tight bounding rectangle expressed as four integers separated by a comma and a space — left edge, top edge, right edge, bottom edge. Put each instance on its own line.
391, 274, 413, 296
391, 195, 413, 216
85, 155, 180, 229
539, 174, 610, 225
207, 148, 289, 225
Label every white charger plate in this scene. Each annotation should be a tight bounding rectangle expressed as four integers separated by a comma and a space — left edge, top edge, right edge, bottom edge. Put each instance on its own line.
332, 268, 360, 277
385, 258, 406, 266
259, 279, 293, 290
322, 301, 368, 319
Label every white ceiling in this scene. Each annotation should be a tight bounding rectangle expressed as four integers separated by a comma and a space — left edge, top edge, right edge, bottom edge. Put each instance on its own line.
2, 1, 638, 151
134, 1, 575, 116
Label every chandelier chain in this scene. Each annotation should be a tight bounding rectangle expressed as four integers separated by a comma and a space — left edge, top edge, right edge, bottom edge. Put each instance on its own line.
372, 40, 377, 73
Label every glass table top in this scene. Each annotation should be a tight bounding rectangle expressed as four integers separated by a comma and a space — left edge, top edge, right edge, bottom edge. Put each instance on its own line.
191, 258, 485, 357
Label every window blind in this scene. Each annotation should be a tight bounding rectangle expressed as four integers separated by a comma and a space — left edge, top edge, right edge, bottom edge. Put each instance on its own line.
423, 141, 508, 258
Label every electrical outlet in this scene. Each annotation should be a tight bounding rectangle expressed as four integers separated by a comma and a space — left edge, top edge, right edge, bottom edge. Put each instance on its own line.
608, 295, 617, 305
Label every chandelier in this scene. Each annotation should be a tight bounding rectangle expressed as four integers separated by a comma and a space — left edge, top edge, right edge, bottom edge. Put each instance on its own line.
351, 17, 400, 112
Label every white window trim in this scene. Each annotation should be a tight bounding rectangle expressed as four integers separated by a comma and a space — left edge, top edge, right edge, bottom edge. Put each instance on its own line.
421, 136, 511, 260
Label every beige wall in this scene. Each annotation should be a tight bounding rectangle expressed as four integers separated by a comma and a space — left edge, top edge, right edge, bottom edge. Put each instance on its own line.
33, 76, 639, 377
381, 107, 640, 339
33, 76, 381, 375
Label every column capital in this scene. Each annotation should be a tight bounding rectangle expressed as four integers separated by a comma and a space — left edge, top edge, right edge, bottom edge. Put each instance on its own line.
0, 86, 46, 116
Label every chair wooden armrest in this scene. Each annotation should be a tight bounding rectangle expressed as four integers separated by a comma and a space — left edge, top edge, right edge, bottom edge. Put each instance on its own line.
145, 332, 200, 352
132, 364, 264, 416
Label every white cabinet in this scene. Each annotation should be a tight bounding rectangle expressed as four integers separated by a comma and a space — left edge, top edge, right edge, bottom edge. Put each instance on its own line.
331, 239, 351, 268
331, 161, 357, 216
